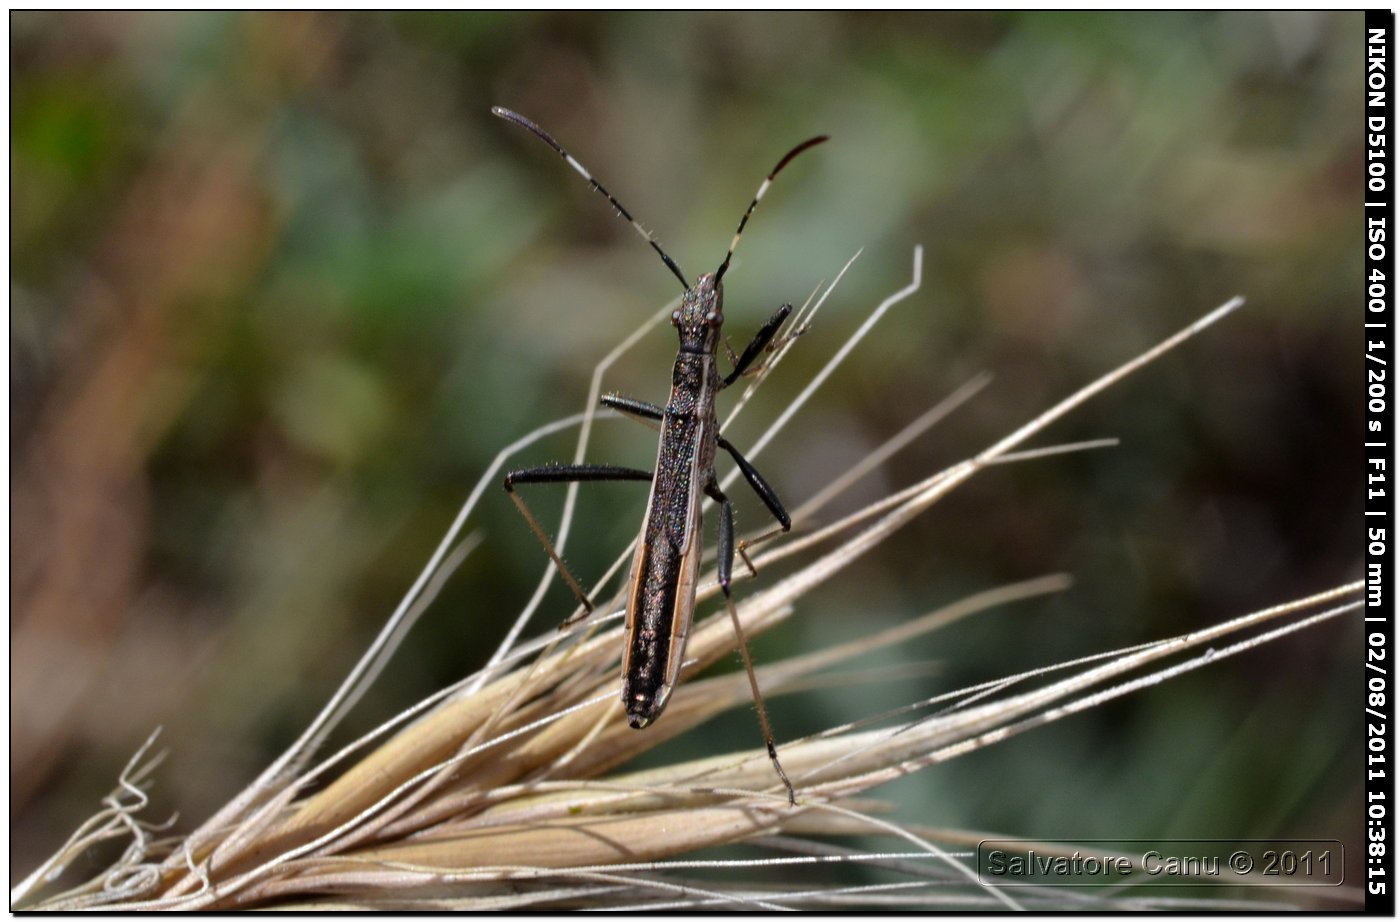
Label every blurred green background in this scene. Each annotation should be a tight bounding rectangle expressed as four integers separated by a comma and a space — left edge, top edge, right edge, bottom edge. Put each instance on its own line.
12, 11, 1362, 899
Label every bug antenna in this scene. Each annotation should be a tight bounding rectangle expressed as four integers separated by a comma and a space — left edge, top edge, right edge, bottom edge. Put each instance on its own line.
715, 134, 828, 282
493, 107, 690, 291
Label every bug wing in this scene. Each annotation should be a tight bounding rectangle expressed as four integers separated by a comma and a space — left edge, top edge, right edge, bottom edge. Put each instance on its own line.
659, 464, 706, 711
619, 419, 707, 726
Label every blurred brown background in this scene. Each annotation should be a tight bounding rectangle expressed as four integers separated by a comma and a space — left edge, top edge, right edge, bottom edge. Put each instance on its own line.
12, 11, 1362, 892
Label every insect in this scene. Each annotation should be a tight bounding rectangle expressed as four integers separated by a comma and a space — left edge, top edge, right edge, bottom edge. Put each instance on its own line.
495, 106, 826, 803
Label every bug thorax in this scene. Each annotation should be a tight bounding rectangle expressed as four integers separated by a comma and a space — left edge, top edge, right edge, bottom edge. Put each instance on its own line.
673, 273, 724, 354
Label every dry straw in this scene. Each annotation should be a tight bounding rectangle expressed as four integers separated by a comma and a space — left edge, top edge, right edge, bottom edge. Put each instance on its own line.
14, 248, 1362, 911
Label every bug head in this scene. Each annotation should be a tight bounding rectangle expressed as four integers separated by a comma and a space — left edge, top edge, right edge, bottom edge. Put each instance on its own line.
672, 273, 724, 353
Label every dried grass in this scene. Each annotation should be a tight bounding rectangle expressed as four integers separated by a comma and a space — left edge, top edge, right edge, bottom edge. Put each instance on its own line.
13, 249, 1362, 911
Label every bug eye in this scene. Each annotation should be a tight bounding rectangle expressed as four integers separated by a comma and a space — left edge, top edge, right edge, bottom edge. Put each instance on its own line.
671, 310, 682, 325
705, 311, 720, 326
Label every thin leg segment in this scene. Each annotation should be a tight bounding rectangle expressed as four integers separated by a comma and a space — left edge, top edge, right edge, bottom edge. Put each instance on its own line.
504, 464, 652, 612
723, 304, 792, 388
705, 481, 796, 805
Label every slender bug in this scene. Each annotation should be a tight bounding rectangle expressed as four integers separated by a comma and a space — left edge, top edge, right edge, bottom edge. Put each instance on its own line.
495, 106, 825, 804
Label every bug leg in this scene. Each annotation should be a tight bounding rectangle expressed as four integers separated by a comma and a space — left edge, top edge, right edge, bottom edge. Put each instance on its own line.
717, 436, 790, 530
600, 393, 665, 424
735, 526, 788, 578
716, 435, 792, 578
504, 464, 652, 612
722, 304, 792, 387
721, 336, 742, 368
706, 481, 796, 805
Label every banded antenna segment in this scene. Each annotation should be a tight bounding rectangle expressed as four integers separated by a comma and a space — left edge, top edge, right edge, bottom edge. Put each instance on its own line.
492, 106, 690, 290
715, 134, 828, 282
